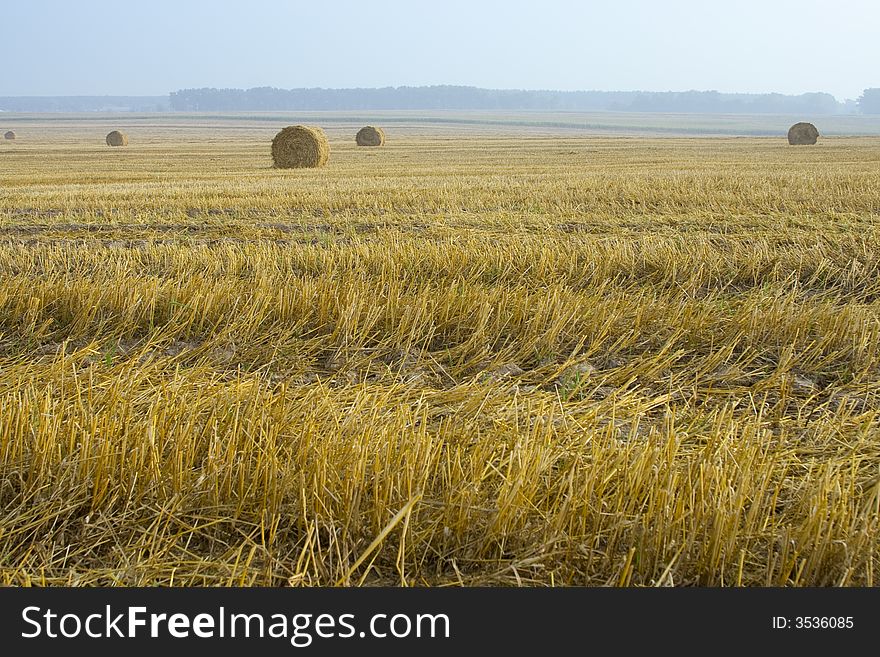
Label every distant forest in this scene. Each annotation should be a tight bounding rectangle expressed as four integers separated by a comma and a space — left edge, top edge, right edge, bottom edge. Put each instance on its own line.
4, 87, 880, 114
169, 86, 857, 114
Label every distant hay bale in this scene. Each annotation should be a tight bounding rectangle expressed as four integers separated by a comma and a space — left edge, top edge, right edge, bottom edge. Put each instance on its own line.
787, 122, 819, 145
356, 126, 385, 147
271, 125, 329, 168
106, 130, 129, 147
3, 130, 15, 140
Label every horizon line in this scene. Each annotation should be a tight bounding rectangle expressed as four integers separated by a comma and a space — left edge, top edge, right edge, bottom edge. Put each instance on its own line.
0, 85, 866, 102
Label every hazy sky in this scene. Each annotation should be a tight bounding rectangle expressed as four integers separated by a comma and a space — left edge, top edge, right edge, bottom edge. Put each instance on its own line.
2, 0, 878, 99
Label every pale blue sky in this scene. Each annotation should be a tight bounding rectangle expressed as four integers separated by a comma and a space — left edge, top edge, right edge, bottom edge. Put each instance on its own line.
2, 0, 878, 99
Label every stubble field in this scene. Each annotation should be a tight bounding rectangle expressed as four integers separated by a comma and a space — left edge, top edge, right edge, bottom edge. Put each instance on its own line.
1, 115, 879, 586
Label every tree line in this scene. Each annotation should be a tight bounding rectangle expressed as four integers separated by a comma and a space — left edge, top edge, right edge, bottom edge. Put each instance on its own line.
858, 89, 880, 114
167, 86, 869, 114
3, 88, 879, 114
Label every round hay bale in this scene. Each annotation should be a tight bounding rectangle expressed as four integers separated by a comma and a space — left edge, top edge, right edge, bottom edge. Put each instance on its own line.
106, 130, 129, 147
271, 125, 329, 168
3, 130, 15, 140
356, 126, 385, 147
787, 122, 819, 145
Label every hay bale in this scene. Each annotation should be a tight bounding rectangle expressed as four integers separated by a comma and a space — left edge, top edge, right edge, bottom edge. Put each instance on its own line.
787, 122, 819, 145
3, 131, 14, 140
106, 130, 129, 147
356, 126, 385, 147
271, 125, 329, 168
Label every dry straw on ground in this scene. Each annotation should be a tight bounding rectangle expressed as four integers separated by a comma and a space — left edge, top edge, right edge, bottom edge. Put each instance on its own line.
2, 131, 880, 588
356, 126, 386, 147
787, 122, 819, 145
106, 131, 129, 147
3, 131, 14, 140
271, 125, 330, 168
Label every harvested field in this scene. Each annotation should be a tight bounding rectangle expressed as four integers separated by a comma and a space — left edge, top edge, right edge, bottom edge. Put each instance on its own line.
1, 116, 879, 586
